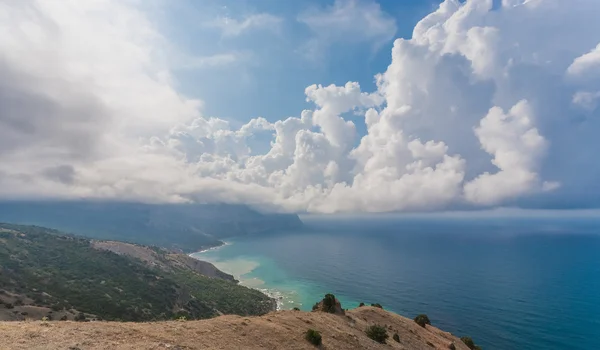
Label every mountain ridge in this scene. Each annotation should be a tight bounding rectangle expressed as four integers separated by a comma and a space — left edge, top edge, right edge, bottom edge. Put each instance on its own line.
0, 201, 304, 252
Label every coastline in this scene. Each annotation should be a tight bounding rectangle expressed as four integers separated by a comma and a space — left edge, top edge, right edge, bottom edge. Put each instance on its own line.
192, 240, 229, 254
189, 241, 298, 311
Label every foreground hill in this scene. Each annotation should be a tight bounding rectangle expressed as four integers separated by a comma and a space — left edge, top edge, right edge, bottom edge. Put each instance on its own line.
0, 224, 275, 322
0, 307, 475, 350
0, 201, 304, 252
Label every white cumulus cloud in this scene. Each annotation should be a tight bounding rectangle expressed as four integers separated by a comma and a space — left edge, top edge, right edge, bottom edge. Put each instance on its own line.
464, 100, 548, 205
1, 0, 600, 213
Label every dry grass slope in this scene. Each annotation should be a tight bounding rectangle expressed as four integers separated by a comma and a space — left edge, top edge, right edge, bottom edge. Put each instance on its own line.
0, 307, 472, 350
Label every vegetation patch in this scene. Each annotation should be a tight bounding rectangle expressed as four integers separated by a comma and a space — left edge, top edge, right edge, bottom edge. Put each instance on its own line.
305, 329, 322, 346
414, 314, 431, 328
460, 336, 482, 350
365, 324, 389, 344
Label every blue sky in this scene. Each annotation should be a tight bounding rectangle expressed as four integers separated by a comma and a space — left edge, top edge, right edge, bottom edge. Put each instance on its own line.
158, 0, 442, 124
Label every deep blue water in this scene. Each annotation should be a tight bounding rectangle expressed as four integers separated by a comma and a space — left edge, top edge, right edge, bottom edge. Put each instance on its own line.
194, 216, 600, 350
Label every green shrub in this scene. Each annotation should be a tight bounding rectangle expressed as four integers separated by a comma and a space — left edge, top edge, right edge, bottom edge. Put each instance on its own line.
365, 324, 388, 344
292, 307, 300, 311
371, 303, 383, 309
5, 303, 14, 309
323, 294, 336, 313
358, 302, 365, 307
305, 329, 322, 346
393, 333, 400, 342
448, 342, 456, 350
414, 314, 431, 327
460, 336, 482, 350
60, 315, 67, 321
74, 312, 86, 322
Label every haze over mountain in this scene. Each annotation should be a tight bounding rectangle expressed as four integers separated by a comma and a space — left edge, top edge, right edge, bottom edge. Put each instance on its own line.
0, 201, 303, 251
1, 0, 599, 213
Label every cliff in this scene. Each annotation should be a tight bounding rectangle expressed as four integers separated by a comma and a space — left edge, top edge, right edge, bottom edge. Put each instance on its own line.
0, 307, 474, 349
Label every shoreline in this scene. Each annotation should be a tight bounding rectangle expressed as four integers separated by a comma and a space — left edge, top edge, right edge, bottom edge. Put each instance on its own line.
189, 242, 293, 311
258, 288, 284, 311
192, 240, 228, 254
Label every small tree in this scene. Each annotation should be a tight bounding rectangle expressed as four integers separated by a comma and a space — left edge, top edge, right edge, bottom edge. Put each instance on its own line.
371, 303, 383, 309
292, 307, 300, 311
460, 336, 482, 350
5, 303, 14, 309
323, 294, 336, 313
393, 333, 400, 342
365, 324, 388, 344
414, 314, 431, 328
305, 329, 322, 346
358, 302, 365, 307
74, 312, 86, 322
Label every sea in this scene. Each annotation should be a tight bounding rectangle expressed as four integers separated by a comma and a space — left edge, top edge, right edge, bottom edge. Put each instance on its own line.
191, 214, 600, 350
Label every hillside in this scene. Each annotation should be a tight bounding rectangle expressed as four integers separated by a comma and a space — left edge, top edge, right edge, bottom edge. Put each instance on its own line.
0, 201, 304, 252
91, 240, 236, 282
0, 224, 275, 322
0, 306, 477, 349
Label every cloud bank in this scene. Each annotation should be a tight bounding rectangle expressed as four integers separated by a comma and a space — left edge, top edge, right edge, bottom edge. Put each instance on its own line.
1, 0, 599, 213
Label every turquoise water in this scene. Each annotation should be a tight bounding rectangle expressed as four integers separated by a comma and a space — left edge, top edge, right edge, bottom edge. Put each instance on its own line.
192, 217, 600, 350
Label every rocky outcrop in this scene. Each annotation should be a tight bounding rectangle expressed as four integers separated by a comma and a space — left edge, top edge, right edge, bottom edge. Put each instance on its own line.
311, 293, 345, 315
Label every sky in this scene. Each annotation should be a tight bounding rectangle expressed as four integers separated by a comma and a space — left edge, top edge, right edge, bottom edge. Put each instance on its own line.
1, 0, 600, 213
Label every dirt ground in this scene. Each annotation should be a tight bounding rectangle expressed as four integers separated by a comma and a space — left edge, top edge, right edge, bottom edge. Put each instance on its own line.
0, 307, 472, 350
